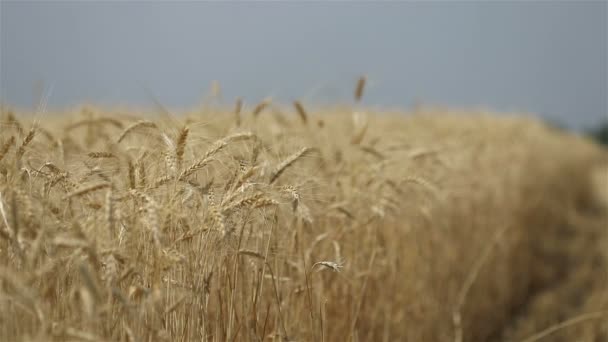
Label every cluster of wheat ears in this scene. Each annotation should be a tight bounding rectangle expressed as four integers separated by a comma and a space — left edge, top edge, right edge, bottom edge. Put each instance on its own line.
0, 79, 606, 341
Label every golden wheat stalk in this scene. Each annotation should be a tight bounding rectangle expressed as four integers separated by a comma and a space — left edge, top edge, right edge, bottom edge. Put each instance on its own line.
223, 193, 278, 213
175, 126, 189, 168
129, 190, 162, 248
137, 153, 147, 188
5, 111, 24, 135
252, 98, 271, 117
105, 185, 115, 234
64, 183, 111, 199
0, 136, 15, 162
127, 160, 136, 189
237, 249, 266, 260
269, 147, 316, 184
204, 132, 256, 160
350, 111, 369, 145
117, 120, 157, 143
67, 117, 124, 131
16, 126, 36, 159
179, 157, 216, 181
234, 97, 243, 127
209, 205, 227, 235
87, 152, 117, 159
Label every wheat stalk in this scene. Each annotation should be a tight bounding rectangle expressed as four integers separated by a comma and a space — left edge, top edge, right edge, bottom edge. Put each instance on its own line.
88, 152, 117, 159
129, 190, 162, 248
252, 98, 271, 117
234, 97, 243, 127
16, 125, 36, 159
269, 147, 315, 184
0, 136, 15, 162
223, 193, 278, 213
137, 152, 148, 188
105, 186, 115, 234
355, 75, 366, 102
520, 310, 608, 342
117, 121, 157, 143
175, 126, 189, 168
5, 111, 24, 135
293, 100, 308, 125
67, 117, 124, 131
179, 158, 215, 181
311, 260, 344, 273
127, 160, 136, 190
64, 183, 111, 199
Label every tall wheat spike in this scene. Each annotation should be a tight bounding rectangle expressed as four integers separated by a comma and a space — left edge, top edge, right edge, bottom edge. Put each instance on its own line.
355, 75, 366, 102
293, 100, 308, 125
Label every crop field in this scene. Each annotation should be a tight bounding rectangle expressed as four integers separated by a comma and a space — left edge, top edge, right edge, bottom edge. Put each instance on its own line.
0, 93, 607, 341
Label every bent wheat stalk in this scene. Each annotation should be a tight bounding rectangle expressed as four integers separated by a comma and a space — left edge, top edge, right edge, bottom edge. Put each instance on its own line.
64, 183, 111, 199
269, 147, 316, 184
117, 121, 157, 143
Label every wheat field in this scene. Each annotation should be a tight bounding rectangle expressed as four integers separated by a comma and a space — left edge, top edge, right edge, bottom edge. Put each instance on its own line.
0, 95, 607, 341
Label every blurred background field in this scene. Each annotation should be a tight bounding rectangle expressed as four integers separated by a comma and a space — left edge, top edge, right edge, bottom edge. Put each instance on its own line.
0, 105, 606, 341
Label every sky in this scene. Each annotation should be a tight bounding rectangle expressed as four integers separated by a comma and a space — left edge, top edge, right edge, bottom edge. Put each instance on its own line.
1, 1, 606, 129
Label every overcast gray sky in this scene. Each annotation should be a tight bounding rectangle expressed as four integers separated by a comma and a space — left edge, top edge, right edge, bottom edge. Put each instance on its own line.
1, 1, 606, 129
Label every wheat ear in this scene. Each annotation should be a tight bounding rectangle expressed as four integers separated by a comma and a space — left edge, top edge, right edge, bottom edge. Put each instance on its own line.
293, 100, 308, 125
175, 126, 189, 168
269, 147, 315, 184
64, 183, 111, 199
0, 136, 15, 162
355, 75, 366, 102
117, 121, 157, 143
